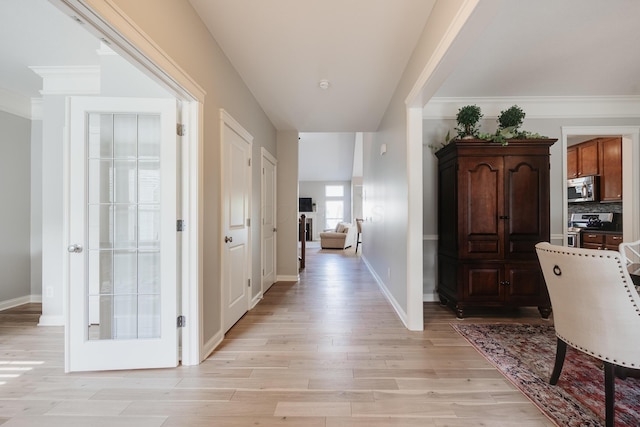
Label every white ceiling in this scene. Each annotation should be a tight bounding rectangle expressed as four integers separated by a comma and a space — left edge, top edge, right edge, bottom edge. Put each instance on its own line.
0, 0, 99, 99
298, 132, 356, 181
188, 0, 436, 132
3, 0, 640, 180
433, 0, 640, 98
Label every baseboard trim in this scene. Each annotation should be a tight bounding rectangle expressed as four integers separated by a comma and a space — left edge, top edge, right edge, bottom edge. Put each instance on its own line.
0, 295, 41, 312
423, 292, 439, 302
38, 314, 64, 326
276, 275, 299, 282
250, 292, 263, 309
202, 330, 224, 362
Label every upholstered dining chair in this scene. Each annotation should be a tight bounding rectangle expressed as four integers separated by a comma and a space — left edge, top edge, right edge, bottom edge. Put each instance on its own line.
619, 240, 640, 266
355, 218, 363, 253
535, 242, 640, 427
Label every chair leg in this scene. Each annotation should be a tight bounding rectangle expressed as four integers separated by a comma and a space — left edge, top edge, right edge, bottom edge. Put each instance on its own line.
550, 338, 567, 385
604, 362, 616, 427
355, 233, 360, 253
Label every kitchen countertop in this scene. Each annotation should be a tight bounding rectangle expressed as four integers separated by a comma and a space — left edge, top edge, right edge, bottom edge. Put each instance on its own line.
580, 229, 622, 235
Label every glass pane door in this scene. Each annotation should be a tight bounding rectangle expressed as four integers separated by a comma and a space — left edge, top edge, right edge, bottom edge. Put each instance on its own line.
87, 113, 161, 340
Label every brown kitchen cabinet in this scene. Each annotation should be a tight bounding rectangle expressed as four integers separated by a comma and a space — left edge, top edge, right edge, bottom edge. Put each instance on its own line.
581, 232, 605, 250
435, 139, 556, 318
581, 231, 622, 251
577, 139, 599, 177
599, 137, 622, 201
568, 136, 622, 201
567, 145, 578, 178
606, 234, 623, 250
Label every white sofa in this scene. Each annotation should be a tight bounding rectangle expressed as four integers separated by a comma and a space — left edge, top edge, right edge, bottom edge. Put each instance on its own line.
319, 222, 356, 249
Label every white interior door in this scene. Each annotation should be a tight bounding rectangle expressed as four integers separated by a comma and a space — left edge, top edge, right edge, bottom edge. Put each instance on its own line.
67, 97, 178, 372
261, 149, 277, 292
222, 113, 252, 332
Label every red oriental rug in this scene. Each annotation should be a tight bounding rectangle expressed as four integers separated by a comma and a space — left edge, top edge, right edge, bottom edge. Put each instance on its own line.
452, 323, 640, 427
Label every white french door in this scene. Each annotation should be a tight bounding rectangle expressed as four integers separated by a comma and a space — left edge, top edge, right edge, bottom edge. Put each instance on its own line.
67, 97, 178, 372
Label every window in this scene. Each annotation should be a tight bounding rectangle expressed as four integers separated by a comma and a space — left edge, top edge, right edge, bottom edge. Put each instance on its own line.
325, 185, 344, 229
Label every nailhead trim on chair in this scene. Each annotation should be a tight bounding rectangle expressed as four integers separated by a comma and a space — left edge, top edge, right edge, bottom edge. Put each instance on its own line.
557, 332, 637, 368
539, 245, 640, 368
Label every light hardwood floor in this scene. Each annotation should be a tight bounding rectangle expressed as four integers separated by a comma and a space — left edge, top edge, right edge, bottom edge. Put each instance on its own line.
0, 245, 554, 426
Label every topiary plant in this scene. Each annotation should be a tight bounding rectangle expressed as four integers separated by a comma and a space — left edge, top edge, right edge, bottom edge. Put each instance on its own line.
497, 105, 525, 132
477, 105, 547, 146
455, 105, 483, 139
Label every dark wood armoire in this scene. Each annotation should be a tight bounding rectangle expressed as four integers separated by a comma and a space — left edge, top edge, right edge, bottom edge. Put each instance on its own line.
435, 139, 557, 318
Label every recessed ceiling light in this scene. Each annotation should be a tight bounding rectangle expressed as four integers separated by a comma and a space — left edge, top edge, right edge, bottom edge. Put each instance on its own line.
318, 79, 330, 90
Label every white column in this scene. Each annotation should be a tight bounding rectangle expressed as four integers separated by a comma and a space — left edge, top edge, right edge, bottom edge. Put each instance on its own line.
30, 66, 100, 326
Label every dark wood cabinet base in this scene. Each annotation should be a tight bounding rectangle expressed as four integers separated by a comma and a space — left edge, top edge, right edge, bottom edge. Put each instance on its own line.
438, 296, 552, 319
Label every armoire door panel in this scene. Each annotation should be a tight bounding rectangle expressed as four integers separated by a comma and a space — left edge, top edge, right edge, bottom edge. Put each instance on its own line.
463, 264, 502, 301
459, 157, 504, 258
505, 263, 546, 304
504, 155, 549, 257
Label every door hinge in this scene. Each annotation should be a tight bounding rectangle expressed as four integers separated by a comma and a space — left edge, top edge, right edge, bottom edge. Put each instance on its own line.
246, 218, 251, 227
177, 220, 185, 232
248, 158, 251, 167
177, 123, 186, 136
248, 279, 251, 288
177, 315, 186, 327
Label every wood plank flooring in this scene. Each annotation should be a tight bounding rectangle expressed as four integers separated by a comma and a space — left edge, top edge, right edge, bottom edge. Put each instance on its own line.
0, 245, 554, 426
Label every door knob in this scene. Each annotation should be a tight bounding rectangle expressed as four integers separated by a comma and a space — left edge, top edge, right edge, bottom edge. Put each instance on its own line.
67, 244, 83, 253
224, 236, 233, 243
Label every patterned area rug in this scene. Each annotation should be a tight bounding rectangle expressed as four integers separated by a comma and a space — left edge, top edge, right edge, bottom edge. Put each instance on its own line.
453, 324, 640, 427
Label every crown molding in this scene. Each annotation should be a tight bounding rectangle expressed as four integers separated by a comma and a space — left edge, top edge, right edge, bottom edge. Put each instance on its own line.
29, 65, 100, 95
423, 96, 640, 119
0, 86, 32, 119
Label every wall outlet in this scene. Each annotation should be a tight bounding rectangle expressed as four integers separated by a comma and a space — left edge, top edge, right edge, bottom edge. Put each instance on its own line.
45, 287, 53, 298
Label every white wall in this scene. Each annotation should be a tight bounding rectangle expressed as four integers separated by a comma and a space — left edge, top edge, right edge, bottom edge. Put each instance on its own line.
30, 119, 42, 298
0, 111, 31, 307
363, 0, 468, 328
277, 130, 299, 280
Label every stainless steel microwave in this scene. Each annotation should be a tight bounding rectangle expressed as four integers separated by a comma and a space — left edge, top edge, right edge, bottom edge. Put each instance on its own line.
567, 175, 599, 203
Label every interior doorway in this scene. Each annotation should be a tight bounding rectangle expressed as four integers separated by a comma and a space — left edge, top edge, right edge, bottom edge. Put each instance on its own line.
562, 126, 640, 245
49, 0, 205, 367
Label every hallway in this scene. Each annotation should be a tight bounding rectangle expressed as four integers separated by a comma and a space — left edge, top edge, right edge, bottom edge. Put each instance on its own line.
0, 247, 552, 426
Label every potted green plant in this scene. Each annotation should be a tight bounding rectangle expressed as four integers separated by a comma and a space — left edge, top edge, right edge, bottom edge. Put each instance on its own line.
455, 105, 483, 139
476, 105, 548, 145
497, 105, 525, 134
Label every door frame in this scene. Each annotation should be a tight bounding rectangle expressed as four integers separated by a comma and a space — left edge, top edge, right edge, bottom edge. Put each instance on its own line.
260, 147, 277, 297
561, 126, 640, 245
220, 109, 253, 331
54, 0, 206, 365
